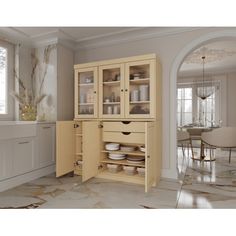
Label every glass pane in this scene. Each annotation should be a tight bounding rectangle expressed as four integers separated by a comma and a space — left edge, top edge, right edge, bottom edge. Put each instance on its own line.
129, 64, 150, 115
184, 113, 192, 125
0, 47, 7, 114
177, 113, 181, 126
184, 100, 192, 112
78, 71, 94, 115
102, 67, 121, 115
177, 89, 182, 99
184, 88, 192, 99
177, 100, 181, 113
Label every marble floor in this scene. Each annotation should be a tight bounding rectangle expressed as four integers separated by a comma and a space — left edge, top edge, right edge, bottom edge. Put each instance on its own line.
0, 148, 236, 208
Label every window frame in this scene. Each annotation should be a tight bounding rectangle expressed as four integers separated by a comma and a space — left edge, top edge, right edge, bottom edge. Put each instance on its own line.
0, 40, 14, 120
177, 81, 220, 127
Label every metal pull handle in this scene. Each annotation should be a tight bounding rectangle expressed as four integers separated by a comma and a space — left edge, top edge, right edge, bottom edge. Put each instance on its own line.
74, 124, 80, 128
18, 141, 30, 145
43, 126, 51, 129
147, 155, 150, 159
122, 132, 131, 135
94, 91, 97, 94
121, 89, 124, 92
125, 89, 128, 92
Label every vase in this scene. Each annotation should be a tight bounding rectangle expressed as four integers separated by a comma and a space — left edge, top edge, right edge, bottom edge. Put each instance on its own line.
20, 105, 37, 121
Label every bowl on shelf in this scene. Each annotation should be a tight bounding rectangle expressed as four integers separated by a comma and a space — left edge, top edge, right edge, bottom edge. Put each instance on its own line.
139, 145, 145, 152
108, 153, 126, 160
105, 143, 120, 151
120, 145, 136, 152
123, 165, 137, 175
107, 164, 122, 173
137, 167, 145, 177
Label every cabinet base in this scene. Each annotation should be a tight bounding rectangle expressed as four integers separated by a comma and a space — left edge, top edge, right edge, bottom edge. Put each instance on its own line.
0, 165, 55, 192
96, 170, 145, 185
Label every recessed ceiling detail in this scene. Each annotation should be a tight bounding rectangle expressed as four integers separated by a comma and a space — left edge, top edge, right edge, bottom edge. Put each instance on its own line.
185, 46, 236, 64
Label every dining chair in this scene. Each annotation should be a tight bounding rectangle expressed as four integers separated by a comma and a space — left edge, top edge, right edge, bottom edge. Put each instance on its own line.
201, 127, 236, 163
177, 129, 194, 158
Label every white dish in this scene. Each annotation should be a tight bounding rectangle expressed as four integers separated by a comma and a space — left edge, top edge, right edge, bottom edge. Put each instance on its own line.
120, 146, 135, 152
105, 143, 120, 151
127, 160, 145, 164
139, 146, 145, 152
127, 156, 145, 161
108, 156, 126, 160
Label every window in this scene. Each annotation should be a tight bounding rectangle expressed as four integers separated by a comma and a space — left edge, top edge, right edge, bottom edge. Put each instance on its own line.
0, 46, 7, 114
177, 87, 193, 126
177, 82, 220, 127
0, 40, 14, 120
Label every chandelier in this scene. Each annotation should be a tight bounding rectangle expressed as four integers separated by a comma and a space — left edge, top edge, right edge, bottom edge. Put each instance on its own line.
196, 56, 214, 100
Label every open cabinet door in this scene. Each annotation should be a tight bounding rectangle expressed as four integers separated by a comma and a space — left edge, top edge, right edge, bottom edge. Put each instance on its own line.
145, 122, 155, 192
82, 121, 101, 182
56, 121, 75, 177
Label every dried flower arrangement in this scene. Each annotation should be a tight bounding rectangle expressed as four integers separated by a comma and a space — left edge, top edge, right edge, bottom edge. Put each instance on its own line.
11, 44, 56, 120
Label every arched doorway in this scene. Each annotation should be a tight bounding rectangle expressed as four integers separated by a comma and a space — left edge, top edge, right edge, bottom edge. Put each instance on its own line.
169, 29, 236, 178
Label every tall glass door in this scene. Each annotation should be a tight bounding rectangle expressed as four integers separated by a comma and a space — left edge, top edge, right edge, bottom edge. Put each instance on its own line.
125, 60, 155, 118
75, 67, 98, 118
99, 64, 124, 118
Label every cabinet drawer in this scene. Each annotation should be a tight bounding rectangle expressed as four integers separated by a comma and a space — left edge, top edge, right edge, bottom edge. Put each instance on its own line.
103, 131, 145, 144
103, 122, 145, 132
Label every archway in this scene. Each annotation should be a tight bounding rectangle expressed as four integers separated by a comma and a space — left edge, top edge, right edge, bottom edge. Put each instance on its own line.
169, 29, 236, 179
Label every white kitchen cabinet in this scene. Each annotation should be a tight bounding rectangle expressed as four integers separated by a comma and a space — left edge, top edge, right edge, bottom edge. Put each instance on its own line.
12, 137, 36, 176
0, 140, 12, 181
37, 123, 55, 168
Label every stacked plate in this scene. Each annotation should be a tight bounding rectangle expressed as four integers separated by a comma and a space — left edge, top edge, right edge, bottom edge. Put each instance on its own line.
108, 153, 126, 160
105, 143, 120, 151
120, 145, 135, 152
127, 156, 145, 164
139, 145, 145, 152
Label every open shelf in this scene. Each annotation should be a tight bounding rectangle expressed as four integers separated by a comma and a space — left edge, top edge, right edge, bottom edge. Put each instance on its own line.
101, 158, 145, 167
79, 103, 94, 106
130, 78, 150, 84
103, 102, 120, 105
78, 83, 94, 86
101, 150, 145, 156
129, 101, 150, 104
103, 81, 120, 86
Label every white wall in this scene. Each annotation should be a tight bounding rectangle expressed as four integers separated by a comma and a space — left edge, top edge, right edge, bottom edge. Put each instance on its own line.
227, 73, 236, 126
74, 27, 236, 179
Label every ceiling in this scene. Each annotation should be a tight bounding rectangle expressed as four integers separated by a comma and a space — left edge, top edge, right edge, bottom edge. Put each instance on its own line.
179, 40, 236, 77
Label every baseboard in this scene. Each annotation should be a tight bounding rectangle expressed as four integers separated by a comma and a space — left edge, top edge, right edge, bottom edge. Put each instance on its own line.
161, 168, 178, 180
0, 165, 55, 192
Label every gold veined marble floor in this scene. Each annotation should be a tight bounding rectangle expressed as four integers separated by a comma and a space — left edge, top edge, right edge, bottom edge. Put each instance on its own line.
0, 148, 236, 209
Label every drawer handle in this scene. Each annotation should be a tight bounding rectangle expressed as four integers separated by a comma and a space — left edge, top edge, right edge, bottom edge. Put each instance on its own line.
122, 132, 131, 135
122, 121, 131, 124
43, 126, 51, 129
74, 124, 80, 128
18, 141, 30, 145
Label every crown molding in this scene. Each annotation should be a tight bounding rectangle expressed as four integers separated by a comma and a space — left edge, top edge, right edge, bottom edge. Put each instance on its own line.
0, 27, 202, 50
75, 27, 202, 50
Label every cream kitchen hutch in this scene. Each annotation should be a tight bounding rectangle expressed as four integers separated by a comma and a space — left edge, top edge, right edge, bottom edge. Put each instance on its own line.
56, 54, 162, 192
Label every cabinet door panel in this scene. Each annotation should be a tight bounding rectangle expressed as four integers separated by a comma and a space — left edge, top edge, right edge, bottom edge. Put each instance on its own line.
99, 64, 125, 118
125, 60, 156, 119
38, 124, 55, 168
56, 121, 75, 177
75, 67, 98, 119
82, 121, 101, 182
145, 123, 155, 192
12, 138, 35, 176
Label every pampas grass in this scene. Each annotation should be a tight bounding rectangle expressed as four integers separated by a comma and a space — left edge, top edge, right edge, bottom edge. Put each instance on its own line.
11, 44, 56, 111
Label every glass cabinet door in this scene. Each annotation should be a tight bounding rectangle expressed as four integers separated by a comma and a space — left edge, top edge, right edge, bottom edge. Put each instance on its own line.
99, 64, 124, 118
125, 60, 155, 118
75, 67, 98, 118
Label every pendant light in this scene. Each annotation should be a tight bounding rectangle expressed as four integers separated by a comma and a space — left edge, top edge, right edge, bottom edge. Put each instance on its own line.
196, 56, 214, 100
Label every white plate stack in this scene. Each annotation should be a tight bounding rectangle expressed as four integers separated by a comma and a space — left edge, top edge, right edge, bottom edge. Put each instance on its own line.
139, 85, 149, 101
105, 143, 120, 151
120, 146, 135, 152
126, 156, 145, 164
108, 153, 126, 160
